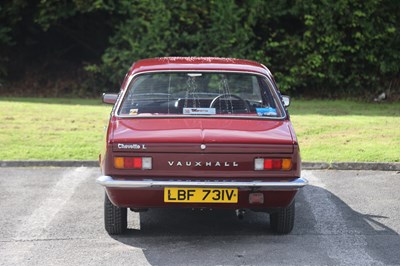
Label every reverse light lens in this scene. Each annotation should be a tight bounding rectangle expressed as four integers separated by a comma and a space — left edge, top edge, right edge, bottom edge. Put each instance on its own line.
254, 158, 292, 171
254, 158, 264, 170
114, 157, 152, 169
142, 157, 153, 170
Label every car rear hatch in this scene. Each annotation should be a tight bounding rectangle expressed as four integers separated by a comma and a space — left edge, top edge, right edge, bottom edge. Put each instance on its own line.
109, 118, 298, 179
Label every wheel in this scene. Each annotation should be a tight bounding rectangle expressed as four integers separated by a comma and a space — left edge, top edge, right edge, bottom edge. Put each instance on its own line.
269, 199, 295, 234
209, 94, 251, 113
104, 192, 127, 235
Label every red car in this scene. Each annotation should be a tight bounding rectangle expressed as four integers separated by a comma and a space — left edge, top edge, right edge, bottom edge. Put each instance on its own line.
97, 57, 307, 235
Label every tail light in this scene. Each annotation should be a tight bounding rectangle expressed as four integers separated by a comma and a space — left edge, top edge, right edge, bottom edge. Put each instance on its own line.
254, 158, 292, 171
114, 157, 152, 170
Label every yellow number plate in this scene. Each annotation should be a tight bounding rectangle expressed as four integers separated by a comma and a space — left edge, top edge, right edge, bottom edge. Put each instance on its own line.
164, 188, 238, 203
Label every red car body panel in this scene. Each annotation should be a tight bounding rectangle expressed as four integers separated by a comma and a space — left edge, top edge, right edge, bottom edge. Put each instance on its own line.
120, 57, 273, 91
99, 57, 304, 211
107, 188, 297, 210
112, 118, 294, 145
129, 57, 272, 76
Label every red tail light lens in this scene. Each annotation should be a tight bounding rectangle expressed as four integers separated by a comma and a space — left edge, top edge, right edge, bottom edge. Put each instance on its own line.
114, 157, 152, 169
254, 158, 292, 171
264, 159, 282, 170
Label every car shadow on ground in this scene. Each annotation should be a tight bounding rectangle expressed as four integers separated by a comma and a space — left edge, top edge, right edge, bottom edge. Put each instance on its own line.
110, 185, 400, 265
128, 208, 271, 237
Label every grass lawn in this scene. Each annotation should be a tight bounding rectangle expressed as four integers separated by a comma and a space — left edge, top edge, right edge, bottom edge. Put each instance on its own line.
289, 100, 400, 162
0, 98, 111, 160
0, 97, 399, 162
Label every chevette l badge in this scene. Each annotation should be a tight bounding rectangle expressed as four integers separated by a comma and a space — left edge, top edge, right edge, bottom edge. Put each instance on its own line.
168, 161, 238, 167
117, 143, 147, 150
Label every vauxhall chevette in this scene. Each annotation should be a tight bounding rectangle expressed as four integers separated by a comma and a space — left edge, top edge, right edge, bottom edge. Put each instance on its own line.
97, 57, 307, 235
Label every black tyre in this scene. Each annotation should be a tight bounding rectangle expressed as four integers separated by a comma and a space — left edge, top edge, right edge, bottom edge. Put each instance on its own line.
104, 193, 127, 235
270, 199, 295, 234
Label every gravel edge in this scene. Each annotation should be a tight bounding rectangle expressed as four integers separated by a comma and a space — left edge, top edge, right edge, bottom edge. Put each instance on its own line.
1, 160, 399, 171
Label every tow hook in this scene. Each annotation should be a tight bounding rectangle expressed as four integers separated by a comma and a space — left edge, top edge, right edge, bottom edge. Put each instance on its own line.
236, 209, 245, 220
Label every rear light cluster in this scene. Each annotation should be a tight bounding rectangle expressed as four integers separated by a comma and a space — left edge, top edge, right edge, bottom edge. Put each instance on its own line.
114, 157, 152, 169
254, 158, 292, 171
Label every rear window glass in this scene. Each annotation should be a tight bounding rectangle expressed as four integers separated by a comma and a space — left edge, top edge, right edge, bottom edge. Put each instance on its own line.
118, 72, 284, 118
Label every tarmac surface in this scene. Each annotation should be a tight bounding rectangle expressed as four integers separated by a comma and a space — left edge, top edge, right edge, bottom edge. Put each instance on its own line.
0, 167, 399, 265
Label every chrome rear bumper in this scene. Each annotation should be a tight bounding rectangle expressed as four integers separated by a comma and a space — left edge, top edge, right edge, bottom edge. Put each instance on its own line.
96, 176, 308, 190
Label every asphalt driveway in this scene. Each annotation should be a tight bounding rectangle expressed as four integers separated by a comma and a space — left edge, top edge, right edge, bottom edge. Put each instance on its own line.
0, 167, 399, 265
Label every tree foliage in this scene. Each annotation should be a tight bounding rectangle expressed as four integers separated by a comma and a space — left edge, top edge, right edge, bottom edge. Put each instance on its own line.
0, 0, 399, 99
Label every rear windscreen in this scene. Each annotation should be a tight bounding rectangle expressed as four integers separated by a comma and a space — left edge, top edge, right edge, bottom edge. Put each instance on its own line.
118, 72, 284, 118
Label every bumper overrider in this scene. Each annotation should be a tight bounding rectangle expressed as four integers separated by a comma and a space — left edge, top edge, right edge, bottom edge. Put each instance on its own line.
96, 176, 308, 190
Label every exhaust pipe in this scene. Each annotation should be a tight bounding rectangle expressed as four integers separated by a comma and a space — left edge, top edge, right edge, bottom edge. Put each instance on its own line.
236, 209, 245, 220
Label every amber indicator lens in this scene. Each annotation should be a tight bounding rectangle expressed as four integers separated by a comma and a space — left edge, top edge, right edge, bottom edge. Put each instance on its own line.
281, 159, 292, 170
114, 157, 124, 169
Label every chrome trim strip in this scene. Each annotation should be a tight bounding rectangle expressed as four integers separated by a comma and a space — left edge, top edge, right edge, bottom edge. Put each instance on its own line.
96, 176, 308, 190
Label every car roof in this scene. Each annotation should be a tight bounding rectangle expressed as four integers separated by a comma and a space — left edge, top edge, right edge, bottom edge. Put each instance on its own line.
127, 57, 273, 77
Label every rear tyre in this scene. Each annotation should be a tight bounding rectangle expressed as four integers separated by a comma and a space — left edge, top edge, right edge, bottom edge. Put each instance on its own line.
104, 193, 127, 235
270, 199, 295, 234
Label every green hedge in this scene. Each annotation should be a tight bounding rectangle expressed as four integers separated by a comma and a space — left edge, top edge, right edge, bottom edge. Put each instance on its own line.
1, 0, 399, 98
